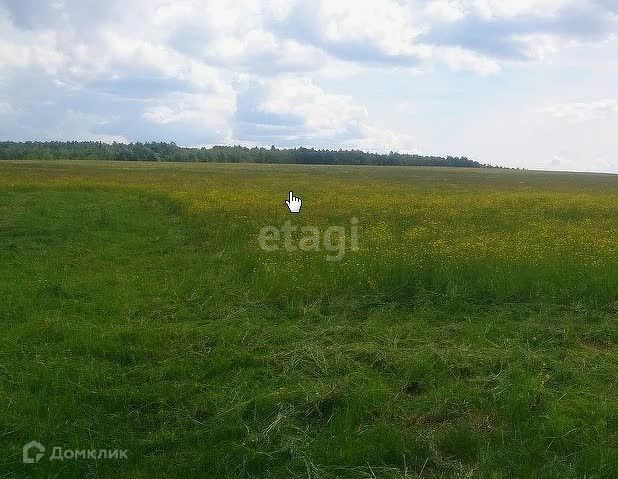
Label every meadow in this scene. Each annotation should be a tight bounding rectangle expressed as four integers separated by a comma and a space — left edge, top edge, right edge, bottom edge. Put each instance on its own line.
0, 160, 616, 478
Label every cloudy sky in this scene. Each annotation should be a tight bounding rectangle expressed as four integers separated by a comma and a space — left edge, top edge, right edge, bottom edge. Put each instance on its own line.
1, 0, 617, 172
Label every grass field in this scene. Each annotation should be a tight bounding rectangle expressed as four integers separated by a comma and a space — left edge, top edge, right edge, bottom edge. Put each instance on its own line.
0, 160, 616, 478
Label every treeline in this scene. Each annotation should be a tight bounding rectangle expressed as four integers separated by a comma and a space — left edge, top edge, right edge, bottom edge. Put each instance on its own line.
0, 141, 487, 167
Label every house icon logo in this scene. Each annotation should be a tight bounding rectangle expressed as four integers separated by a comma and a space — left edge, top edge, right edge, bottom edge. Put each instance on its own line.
22, 440, 45, 463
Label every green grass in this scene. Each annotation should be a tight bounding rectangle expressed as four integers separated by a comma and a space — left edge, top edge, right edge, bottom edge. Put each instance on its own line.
0, 160, 616, 478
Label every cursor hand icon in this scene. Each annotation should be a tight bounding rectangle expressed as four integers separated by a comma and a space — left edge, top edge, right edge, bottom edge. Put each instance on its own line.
285, 191, 302, 214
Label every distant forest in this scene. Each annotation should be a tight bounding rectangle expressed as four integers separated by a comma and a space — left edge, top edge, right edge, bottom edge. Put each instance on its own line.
0, 141, 488, 168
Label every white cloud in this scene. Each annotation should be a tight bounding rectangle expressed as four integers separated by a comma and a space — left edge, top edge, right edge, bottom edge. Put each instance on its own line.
469, 0, 577, 19
234, 75, 415, 152
542, 99, 618, 122
424, 0, 467, 23
434, 45, 501, 74
0, 99, 12, 113
203, 30, 329, 73
313, 0, 423, 57
550, 153, 617, 173
143, 92, 236, 137
343, 124, 418, 154
0, 14, 66, 74
265, 0, 502, 74
258, 76, 367, 138
511, 33, 567, 60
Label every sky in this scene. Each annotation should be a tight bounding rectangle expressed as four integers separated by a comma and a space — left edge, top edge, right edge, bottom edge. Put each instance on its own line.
0, 0, 617, 172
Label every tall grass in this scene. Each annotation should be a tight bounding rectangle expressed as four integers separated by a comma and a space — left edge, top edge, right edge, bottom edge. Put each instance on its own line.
0, 161, 616, 478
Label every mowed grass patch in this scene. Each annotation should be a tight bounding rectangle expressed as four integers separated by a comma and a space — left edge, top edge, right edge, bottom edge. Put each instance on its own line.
0, 161, 616, 478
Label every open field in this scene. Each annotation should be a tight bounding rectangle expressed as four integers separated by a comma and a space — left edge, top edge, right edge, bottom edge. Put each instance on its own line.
0, 160, 616, 478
